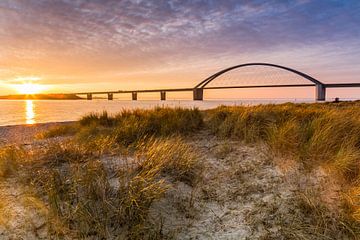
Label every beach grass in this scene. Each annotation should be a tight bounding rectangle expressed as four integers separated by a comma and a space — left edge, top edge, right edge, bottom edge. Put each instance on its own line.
36, 124, 78, 139
0, 146, 24, 178
7, 108, 203, 238
22, 137, 199, 238
1, 103, 360, 238
207, 102, 360, 224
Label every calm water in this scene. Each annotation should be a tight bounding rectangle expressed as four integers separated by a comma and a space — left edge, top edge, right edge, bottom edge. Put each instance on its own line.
0, 99, 315, 126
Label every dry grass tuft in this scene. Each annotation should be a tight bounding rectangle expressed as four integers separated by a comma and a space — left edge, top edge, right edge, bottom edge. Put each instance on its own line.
78, 108, 203, 146
266, 118, 304, 158
0, 197, 14, 227
135, 136, 202, 186
344, 187, 360, 225
290, 189, 359, 239
36, 123, 78, 139
213, 141, 233, 159
38, 141, 93, 166
0, 146, 25, 178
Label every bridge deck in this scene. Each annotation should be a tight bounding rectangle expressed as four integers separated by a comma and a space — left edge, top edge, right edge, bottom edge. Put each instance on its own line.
74, 83, 360, 96
325, 83, 360, 88
75, 84, 319, 95
74, 88, 194, 95
70, 82, 360, 101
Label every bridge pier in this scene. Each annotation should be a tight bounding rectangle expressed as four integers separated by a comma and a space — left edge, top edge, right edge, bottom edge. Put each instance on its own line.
193, 88, 203, 101
316, 84, 326, 101
108, 93, 113, 100
87, 93, 92, 100
132, 92, 137, 100
160, 91, 166, 100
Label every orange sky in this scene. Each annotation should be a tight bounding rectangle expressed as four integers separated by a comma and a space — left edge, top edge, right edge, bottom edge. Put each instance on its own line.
0, 1, 360, 100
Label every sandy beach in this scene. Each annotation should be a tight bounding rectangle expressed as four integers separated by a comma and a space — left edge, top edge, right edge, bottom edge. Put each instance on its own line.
0, 122, 74, 146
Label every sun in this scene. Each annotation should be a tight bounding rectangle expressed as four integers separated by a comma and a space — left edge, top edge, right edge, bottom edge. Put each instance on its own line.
9, 76, 48, 95
14, 82, 47, 95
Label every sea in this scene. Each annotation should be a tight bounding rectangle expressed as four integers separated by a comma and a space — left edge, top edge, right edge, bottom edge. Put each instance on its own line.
0, 99, 317, 126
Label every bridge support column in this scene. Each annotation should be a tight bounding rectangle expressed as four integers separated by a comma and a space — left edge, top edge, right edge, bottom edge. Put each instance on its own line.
87, 93, 92, 100
193, 88, 203, 101
316, 84, 326, 101
132, 92, 137, 100
160, 91, 166, 100
108, 93, 113, 100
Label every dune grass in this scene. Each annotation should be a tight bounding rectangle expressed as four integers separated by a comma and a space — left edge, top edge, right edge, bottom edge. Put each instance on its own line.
207, 103, 360, 175
2, 104, 360, 238
26, 136, 199, 239
0, 146, 25, 178
42, 107, 203, 148
5, 108, 203, 238
78, 107, 203, 141
206, 102, 360, 226
135, 136, 202, 186
69, 104, 360, 236
36, 124, 78, 139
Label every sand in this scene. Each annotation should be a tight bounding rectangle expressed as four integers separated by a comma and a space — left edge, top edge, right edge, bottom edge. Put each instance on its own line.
0, 122, 74, 146
150, 136, 292, 239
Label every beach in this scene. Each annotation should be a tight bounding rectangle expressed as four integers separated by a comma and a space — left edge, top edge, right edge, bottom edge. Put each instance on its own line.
0, 122, 74, 146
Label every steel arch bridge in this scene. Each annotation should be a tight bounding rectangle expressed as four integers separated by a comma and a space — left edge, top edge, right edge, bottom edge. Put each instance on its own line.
73, 62, 360, 101
193, 62, 327, 101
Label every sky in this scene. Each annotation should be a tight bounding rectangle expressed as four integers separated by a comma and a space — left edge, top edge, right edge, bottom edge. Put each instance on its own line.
0, 0, 360, 99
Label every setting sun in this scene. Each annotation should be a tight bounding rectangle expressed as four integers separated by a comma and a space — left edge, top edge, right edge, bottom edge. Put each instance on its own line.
13, 82, 47, 95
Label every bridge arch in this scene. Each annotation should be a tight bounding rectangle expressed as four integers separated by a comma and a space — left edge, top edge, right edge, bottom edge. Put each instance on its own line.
193, 63, 326, 101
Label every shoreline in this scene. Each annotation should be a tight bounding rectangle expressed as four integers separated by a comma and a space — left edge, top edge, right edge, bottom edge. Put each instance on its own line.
0, 120, 75, 128
0, 121, 75, 145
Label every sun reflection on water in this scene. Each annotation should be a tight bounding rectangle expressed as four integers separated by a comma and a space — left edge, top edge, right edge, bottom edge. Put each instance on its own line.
26, 100, 35, 124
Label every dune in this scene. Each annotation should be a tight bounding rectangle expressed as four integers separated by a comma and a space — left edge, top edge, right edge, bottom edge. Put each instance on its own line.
0, 103, 359, 239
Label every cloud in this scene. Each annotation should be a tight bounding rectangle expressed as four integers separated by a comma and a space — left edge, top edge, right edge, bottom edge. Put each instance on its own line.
0, 0, 359, 90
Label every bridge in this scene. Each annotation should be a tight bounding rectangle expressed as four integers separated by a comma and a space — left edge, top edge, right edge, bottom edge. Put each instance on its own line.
75, 63, 360, 101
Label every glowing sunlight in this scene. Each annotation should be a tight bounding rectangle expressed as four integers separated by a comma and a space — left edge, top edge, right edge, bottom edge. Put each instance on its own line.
14, 82, 47, 95
25, 100, 35, 124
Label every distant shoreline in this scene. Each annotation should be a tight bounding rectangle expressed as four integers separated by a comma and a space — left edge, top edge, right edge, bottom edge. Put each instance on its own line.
0, 94, 83, 100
